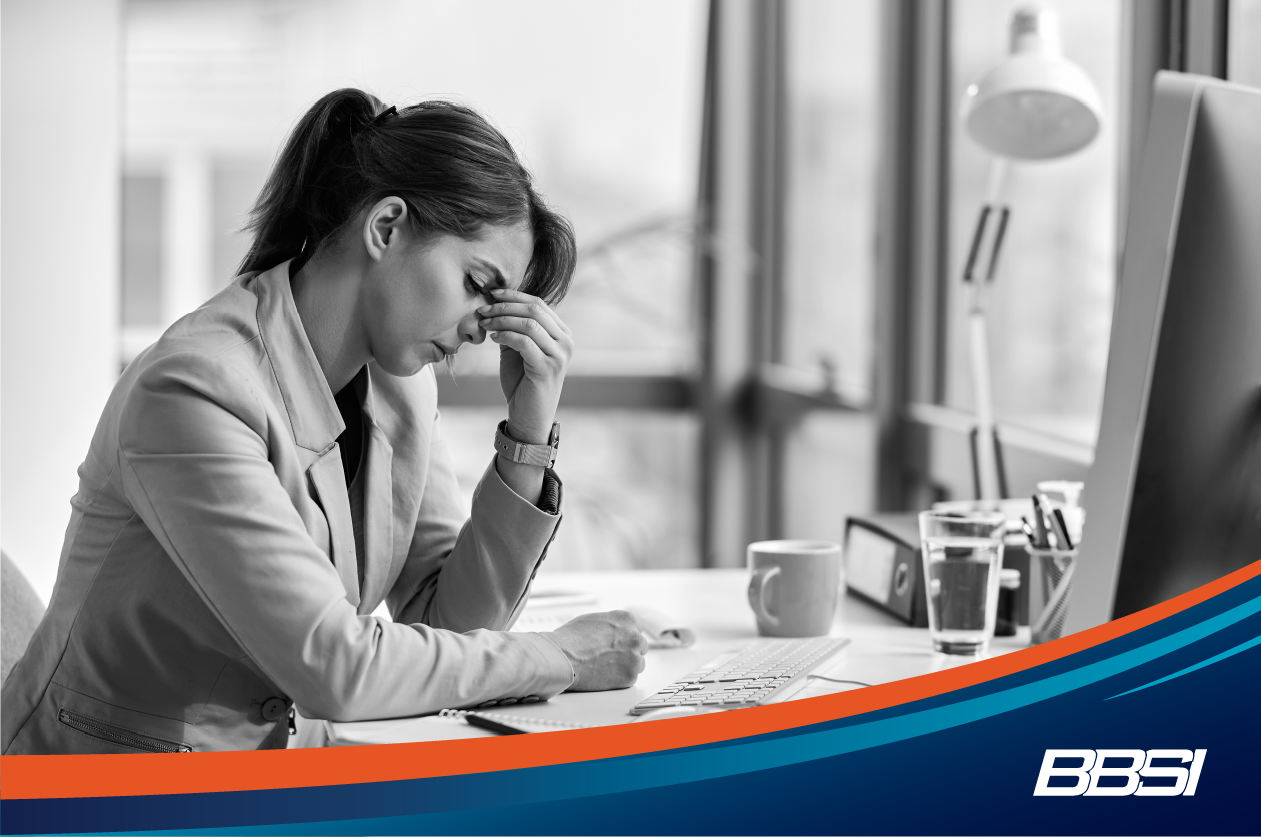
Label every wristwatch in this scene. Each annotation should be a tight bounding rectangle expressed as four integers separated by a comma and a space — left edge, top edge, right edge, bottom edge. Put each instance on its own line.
494, 420, 560, 468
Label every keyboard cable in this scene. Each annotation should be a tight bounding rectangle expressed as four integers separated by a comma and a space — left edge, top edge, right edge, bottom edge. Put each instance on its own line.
805, 675, 872, 688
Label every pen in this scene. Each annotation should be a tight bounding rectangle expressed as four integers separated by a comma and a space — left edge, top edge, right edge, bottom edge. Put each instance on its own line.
1020, 516, 1039, 546
1051, 508, 1075, 551
1030, 495, 1050, 548
464, 712, 528, 736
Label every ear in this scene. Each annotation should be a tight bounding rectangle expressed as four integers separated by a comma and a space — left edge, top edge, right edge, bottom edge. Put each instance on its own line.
362, 197, 410, 262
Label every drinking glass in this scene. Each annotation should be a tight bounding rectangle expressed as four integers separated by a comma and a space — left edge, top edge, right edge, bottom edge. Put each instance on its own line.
918, 510, 1007, 655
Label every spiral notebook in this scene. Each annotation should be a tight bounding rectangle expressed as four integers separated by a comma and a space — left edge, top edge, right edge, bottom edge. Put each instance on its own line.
327, 708, 593, 745
438, 708, 592, 732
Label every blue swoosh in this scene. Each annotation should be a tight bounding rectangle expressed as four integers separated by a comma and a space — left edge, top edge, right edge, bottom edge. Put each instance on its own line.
1106, 632, 1261, 699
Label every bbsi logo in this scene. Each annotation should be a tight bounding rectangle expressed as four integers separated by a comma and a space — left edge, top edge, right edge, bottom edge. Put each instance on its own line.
1033, 749, 1207, 796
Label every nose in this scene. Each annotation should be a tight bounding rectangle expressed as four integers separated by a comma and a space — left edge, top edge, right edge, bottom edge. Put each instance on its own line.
458, 311, 487, 346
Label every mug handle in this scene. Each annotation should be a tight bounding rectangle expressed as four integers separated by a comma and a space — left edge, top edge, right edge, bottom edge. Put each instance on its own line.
748, 565, 782, 628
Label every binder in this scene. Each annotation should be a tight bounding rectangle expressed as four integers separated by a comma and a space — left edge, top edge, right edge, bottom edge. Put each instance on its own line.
844, 513, 1030, 627
844, 514, 929, 626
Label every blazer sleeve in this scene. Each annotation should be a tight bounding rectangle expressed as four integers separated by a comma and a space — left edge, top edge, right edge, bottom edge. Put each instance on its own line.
116, 351, 573, 722
386, 404, 566, 639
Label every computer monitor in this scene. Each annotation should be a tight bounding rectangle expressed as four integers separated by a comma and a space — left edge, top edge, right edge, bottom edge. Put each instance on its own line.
1065, 72, 1261, 634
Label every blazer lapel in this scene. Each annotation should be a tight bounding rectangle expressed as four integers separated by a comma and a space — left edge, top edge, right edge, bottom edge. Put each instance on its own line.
248, 261, 366, 609
308, 449, 361, 608
357, 423, 395, 614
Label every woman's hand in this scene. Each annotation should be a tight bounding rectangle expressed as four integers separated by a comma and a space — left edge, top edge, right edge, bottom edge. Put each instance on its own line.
477, 289, 573, 445
545, 611, 647, 691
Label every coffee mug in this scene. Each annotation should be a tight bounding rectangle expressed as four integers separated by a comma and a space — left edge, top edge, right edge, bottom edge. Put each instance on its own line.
747, 540, 843, 637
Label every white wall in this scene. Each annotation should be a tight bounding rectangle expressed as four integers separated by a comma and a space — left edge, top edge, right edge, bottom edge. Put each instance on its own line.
2, 0, 122, 599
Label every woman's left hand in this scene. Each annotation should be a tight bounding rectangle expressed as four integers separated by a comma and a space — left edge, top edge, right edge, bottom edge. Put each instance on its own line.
477, 289, 573, 445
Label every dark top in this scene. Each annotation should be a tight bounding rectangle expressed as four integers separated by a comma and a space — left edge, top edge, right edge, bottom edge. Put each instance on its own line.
333, 374, 364, 487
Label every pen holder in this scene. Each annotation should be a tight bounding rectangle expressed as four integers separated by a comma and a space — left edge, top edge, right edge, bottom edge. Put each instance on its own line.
1027, 546, 1077, 645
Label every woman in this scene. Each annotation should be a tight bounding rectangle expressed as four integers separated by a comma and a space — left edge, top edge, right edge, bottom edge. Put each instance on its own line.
1, 90, 645, 754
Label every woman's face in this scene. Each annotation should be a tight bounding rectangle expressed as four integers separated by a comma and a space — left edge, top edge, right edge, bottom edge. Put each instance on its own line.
361, 218, 534, 378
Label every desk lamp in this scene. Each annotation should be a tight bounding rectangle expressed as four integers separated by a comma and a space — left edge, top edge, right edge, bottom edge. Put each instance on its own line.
958, 4, 1102, 500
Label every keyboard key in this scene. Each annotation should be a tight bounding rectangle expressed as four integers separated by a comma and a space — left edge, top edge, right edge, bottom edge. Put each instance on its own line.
629, 636, 849, 716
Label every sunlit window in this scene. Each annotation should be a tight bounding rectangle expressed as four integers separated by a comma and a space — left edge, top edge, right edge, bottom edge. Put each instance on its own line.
778, 0, 880, 541
782, 0, 879, 399
944, 0, 1120, 447
1230, 0, 1261, 86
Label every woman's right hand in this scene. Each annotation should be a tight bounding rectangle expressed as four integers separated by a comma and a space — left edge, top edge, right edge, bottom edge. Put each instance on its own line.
545, 611, 647, 691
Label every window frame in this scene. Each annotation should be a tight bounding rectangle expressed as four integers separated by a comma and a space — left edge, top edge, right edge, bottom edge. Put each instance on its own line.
435, 0, 1238, 563
893, 0, 1228, 505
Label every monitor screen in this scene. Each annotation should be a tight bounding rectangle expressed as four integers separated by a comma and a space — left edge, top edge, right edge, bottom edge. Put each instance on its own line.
1066, 72, 1261, 633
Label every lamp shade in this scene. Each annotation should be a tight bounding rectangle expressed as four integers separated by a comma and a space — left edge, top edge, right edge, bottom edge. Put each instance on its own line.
961, 6, 1103, 160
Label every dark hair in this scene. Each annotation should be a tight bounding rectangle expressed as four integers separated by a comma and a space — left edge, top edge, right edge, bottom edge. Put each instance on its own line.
240, 88, 575, 305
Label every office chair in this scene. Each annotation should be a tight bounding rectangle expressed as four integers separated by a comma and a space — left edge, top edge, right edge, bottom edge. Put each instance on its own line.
1, 551, 46, 685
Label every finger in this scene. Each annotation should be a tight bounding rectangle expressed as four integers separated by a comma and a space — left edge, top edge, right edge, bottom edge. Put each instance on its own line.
488, 289, 572, 337
489, 329, 549, 370
483, 316, 566, 361
477, 300, 569, 341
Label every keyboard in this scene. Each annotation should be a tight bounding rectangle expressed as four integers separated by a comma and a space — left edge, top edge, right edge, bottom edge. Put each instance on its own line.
629, 636, 850, 715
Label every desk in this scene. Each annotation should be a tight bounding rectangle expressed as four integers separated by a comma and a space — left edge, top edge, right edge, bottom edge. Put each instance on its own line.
323, 569, 1029, 746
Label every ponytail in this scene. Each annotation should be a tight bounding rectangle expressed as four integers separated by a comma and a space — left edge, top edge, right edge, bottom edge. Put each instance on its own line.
240, 89, 381, 275
240, 89, 576, 305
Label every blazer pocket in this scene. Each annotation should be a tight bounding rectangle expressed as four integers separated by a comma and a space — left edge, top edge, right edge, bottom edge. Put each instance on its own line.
58, 708, 191, 753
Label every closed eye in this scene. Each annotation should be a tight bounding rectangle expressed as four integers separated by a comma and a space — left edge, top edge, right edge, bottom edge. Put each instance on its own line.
466, 274, 496, 304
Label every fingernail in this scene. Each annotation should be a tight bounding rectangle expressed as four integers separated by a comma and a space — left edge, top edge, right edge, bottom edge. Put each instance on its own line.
491, 288, 505, 295
477, 305, 492, 314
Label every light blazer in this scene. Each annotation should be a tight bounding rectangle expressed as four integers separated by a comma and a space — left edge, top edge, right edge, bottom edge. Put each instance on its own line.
1, 262, 572, 754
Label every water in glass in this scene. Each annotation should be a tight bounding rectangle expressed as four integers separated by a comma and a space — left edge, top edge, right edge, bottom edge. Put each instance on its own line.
923, 536, 1003, 654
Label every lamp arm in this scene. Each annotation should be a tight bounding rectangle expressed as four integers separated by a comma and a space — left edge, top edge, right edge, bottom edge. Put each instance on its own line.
969, 296, 1001, 500
962, 205, 992, 285
964, 157, 1011, 500
985, 206, 1011, 284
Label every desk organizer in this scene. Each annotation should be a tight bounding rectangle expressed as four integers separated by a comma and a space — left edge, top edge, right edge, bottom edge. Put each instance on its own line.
1028, 546, 1077, 644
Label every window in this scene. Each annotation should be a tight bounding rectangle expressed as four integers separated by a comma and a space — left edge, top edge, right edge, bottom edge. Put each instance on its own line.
944, 0, 1121, 447
120, 173, 163, 331
1230, 0, 1261, 85
778, 0, 881, 541
782, 0, 879, 399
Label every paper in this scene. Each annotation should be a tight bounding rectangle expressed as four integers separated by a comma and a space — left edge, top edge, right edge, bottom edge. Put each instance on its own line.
624, 605, 696, 649
510, 589, 696, 649
328, 710, 590, 746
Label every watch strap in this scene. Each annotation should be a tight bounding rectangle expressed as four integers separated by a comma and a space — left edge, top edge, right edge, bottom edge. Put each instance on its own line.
494, 420, 560, 468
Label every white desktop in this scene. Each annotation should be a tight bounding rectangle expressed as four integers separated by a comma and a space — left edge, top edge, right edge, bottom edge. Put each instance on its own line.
322, 569, 1028, 746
